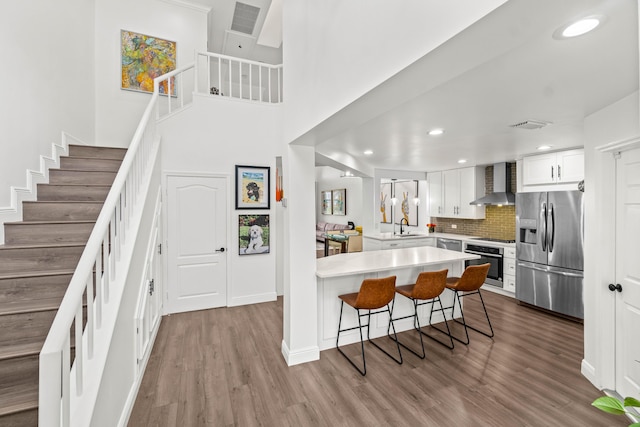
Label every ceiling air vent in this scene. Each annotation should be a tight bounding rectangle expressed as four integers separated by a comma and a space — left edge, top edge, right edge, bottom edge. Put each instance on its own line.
509, 120, 551, 130
231, 2, 260, 35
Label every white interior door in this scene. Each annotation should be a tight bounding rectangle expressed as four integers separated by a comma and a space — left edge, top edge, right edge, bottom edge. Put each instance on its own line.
166, 175, 227, 314
615, 147, 640, 398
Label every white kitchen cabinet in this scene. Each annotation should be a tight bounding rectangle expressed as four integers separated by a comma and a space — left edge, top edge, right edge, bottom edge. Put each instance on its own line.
503, 275, 516, 293
502, 246, 516, 294
522, 149, 584, 186
427, 171, 443, 216
364, 235, 436, 251
380, 237, 436, 250
430, 167, 485, 219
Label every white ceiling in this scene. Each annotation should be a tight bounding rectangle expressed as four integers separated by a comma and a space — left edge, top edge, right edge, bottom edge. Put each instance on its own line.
175, 0, 282, 64
171, 0, 637, 175
308, 0, 638, 175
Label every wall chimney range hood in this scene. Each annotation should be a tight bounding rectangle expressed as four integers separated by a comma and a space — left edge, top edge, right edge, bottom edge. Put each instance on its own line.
470, 162, 515, 206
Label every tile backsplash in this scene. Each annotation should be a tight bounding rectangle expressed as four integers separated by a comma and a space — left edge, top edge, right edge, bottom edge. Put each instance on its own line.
431, 163, 516, 240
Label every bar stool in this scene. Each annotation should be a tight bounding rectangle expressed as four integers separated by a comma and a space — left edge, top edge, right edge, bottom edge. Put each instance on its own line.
336, 275, 403, 376
441, 263, 493, 345
392, 269, 454, 359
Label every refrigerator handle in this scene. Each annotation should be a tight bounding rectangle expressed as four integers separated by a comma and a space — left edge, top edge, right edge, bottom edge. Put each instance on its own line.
548, 203, 555, 252
541, 201, 547, 251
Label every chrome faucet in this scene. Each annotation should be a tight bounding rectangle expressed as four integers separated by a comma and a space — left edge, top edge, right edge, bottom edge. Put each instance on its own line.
399, 217, 408, 235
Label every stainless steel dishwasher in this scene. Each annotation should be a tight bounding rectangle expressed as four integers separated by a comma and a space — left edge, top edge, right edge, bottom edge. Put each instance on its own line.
436, 237, 462, 252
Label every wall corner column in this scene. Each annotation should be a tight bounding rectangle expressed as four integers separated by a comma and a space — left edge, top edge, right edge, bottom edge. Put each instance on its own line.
281, 144, 320, 365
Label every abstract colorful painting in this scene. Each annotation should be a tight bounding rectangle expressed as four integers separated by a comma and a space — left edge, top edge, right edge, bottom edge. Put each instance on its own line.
121, 30, 176, 95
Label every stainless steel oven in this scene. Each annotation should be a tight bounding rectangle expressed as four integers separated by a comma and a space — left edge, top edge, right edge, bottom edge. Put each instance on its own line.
464, 243, 504, 287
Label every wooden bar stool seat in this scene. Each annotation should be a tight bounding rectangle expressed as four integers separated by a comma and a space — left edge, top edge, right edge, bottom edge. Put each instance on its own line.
392, 269, 454, 359
441, 263, 494, 345
336, 275, 403, 376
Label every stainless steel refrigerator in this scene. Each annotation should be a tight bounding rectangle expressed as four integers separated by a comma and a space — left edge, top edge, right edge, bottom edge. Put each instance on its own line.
516, 191, 584, 319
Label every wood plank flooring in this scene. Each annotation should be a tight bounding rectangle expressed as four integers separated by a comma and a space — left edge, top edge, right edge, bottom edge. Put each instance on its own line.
129, 291, 626, 426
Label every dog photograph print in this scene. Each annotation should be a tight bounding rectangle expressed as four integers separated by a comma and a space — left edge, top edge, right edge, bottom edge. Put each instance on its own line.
235, 165, 270, 209
239, 214, 270, 255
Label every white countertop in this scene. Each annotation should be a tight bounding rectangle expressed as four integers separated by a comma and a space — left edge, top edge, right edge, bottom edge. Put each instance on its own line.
363, 231, 515, 247
362, 232, 435, 241
316, 246, 480, 278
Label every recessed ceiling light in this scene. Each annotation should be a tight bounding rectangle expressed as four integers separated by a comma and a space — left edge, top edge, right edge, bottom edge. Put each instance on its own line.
563, 18, 600, 37
537, 145, 553, 151
554, 15, 605, 39
364, 150, 373, 155
428, 129, 444, 136
458, 159, 467, 164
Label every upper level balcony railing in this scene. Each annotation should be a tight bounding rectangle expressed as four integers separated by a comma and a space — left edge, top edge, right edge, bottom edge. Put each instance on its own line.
196, 52, 283, 104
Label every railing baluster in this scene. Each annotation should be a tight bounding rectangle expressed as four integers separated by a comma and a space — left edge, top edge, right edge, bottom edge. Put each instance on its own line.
62, 333, 71, 427
258, 65, 264, 102
218, 57, 222, 97
96, 244, 103, 328
249, 64, 253, 101
86, 274, 94, 358
228, 59, 232, 98
239, 61, 243, 100
269, 68, 272, 103
75, 303, 83, 395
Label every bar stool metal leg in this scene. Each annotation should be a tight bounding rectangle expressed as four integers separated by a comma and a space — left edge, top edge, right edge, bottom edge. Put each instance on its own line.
337, 302, 403, 376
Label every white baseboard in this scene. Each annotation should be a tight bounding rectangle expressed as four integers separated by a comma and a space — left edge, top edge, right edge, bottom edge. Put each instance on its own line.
0, 132, 88, 243
581, 359, 598, 387
228, 291, 277, 307
281, 340, 320, 366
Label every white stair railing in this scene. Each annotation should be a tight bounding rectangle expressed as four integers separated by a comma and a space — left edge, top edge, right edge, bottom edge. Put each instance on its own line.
38, 64, 193, 427
195, 52, 283, 103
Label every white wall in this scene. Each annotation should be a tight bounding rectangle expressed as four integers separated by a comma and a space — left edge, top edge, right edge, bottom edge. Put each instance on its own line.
282, 0, 506, 144
94, 0, 207, 147
315, 167, 363, 226
583, 91, 639, 389
0, 0, 95, 207
159, 95, 282, 306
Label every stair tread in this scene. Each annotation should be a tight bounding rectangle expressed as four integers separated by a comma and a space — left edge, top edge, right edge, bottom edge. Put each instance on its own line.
0, 242, 85, 249
5, 220, 96, 225
38, 183, 111, 187
62, 155, 123, 161
0, 298, 62, 317
0, 341, 42, 361
0, 269, 75, 280
0, 385, 38, 416
23, 200, 104, 204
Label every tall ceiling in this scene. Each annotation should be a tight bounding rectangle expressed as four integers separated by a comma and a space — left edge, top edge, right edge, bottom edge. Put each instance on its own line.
178, 0, 282, 64
308, 0, 638, 175
172, 0, 637, 176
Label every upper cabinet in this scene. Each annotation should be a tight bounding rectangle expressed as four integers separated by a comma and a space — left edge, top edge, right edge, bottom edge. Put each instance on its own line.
428, 167, 485, 219
522, 149, 584, 187
427, 171, 443, 217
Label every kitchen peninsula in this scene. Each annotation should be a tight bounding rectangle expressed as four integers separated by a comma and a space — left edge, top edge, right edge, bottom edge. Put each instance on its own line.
316, 246, 480, 351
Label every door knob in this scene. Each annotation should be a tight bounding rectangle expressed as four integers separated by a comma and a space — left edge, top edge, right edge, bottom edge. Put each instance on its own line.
216, 247, 225, 253
608, 283, 622, 292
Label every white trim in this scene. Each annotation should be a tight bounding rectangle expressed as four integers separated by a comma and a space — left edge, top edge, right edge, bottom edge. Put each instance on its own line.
596, 134, 640, 153
281, 340, 320, 366
581, 359, 598, 387
228, 291, 277, 307
162, 171, 231, 314
157, 0, 211, 13
117, 316, 162, 427
0, 132, 88, 243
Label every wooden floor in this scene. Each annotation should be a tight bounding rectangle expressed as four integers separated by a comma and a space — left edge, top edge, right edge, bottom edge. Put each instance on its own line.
129, 291, 625, 426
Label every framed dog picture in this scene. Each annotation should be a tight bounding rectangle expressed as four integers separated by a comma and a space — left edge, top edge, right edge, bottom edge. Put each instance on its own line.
235, 165, 270, 209
239, 214, 270, 255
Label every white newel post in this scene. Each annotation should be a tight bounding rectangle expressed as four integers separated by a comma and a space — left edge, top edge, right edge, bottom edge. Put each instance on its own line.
281, 144, 320, 365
